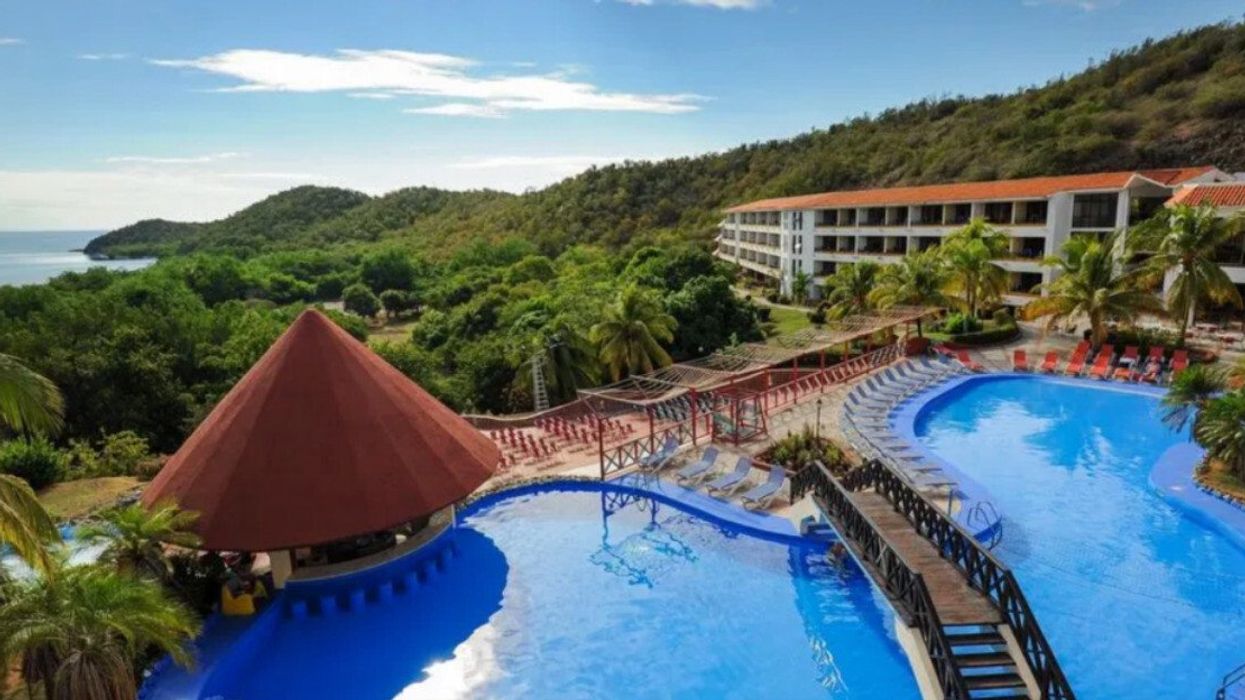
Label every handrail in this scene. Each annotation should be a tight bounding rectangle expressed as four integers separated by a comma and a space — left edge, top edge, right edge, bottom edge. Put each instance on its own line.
1218, 660, 1245, 700
846, 459, 1075, 699
966, 500, 1003, 550
808, 460, 971, 699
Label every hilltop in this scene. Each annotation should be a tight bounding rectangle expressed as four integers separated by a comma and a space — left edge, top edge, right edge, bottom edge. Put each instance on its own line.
88, 21, 1245, 260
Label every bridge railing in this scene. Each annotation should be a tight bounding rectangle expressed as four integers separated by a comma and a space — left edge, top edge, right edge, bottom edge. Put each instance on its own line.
846, 459, 1075, 700
807, 460, 971, 699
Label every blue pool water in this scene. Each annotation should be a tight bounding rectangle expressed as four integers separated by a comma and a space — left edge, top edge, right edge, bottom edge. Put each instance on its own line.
915, 376, 1245, 699
194, 486, 920, 699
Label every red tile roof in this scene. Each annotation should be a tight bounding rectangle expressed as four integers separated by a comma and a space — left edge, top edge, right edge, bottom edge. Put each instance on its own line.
143, 309, 500, 551
1167, 183, 1245, 208
725, 166, 1217, 213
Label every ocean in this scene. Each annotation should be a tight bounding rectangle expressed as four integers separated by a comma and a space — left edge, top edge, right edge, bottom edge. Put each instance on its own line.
0, 230, 154, 286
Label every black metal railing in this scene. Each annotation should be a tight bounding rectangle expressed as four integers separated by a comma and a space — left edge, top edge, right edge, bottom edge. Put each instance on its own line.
1218, 660, 1245, 700
808, 460, 971, 699
844, 460, 1075, 699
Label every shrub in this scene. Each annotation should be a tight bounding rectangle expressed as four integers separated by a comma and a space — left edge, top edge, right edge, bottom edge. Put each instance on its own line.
342, 283, 381, 318
991, 308, 1013, 326
99, 431, 151, 476
761, 426, 847, 473
1106, 327, 1180, 358
942, 312, 983, 334
0, 438, 65, 490
951, 318, 1020, 346
1193, 76, 1245, 118
764, 291, 780, 304
134, 455, 167, 481
807, 308, 827, 325
756, 307, 772, 322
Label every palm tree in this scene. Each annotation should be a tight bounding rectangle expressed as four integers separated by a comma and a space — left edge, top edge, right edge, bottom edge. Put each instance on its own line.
0, 353, 64, 437
1133, 203, 1244, 341
78, 502, 200, 582
0, 354, 63, 575
942, 237, 1007, 318
868, 250, 954, 337
791, 270, 812, 306
0, 561, 199, 700
517, 318, 600, 404
590, 285, 677, 381
822, 262, 879, 319
945, 218, 1010, 256
1194, 391, 1245, 481
1161, 364, 1226, 432
1022, 232, 1165, 346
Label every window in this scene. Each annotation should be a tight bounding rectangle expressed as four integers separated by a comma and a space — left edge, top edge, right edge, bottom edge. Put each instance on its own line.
949, 204, 971, 225
984, 202, 1013, 225
1021, 201, 1048, 224
864, 207, 885, 225
919, 205, 942, 224
840, 209, 857, 226
1072, 193, 1119, 228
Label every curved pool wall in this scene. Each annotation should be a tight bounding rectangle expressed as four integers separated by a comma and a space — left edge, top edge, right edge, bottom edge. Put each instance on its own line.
142, 478, 919, 700
907, 373, 1245, 699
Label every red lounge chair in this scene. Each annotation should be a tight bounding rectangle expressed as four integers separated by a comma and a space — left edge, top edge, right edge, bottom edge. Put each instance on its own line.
1113, 346, 1139, 381
1170, 349, 1189, 377
1040, 351, 1059, 373
1013, 349, 1029, 372
955, 350, 984, 372
1088, 352, 1112, 380
1073, 341, 1090, 357
1146, 346, 1166, 366
1064, 352, 1087, 376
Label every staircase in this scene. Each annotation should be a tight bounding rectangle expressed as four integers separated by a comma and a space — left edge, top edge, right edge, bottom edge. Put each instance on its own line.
943, 624, 1030, 698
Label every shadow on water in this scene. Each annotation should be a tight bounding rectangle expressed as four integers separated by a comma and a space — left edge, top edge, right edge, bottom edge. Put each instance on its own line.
206, 528, 507, 699
590, 490, 699, 587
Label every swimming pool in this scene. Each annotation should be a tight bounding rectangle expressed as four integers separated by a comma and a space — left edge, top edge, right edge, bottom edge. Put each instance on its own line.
912, 375, 1245, 699
159, 483, 920, 699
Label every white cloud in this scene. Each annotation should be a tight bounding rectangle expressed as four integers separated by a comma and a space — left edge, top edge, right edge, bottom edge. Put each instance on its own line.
617, 0, 767, 7
451, 155, 632, 170
79, 52, 129, 61
0, 38, 23, 46
347, 92, 396, 100
404, 103, 505, 119
1021, 0, 1121, 9
150, 48, 704, 116
104, 151, 244, 165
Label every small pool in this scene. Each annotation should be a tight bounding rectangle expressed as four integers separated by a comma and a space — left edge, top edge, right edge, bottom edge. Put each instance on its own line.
166, 484, 920, 699
913, 375, 1245, 699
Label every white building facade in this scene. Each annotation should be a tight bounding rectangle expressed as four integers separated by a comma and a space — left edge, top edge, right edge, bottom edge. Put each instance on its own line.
716, 166, 1233, 306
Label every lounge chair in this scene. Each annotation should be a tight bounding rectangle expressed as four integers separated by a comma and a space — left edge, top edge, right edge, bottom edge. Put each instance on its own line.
705, 456, 753, 497
1064, 351, 1087, 376
1169, 349, 1189, 378
740, 466, 786, 510
1113, 346, 1139, 381
1088, 352, 1112, 380
639, 436, 678, 471
1039, 351, 1059, 373
954, 350, 984, 372
675, 446, 719, 484
1013, 349, 1029, 372
1145, 345, 1165, 368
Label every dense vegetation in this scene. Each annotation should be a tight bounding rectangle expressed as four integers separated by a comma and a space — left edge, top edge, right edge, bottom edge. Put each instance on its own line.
87, 22, 1245, 262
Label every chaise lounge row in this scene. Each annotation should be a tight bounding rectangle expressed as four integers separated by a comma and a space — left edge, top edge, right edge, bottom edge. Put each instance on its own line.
1013, 342, 1188, 383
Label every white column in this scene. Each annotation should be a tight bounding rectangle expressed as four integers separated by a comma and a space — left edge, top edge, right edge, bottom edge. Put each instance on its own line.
269, 550, 294, 589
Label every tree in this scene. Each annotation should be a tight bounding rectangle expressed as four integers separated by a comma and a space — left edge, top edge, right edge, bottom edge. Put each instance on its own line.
0, 353, 64, 437
1161, 364, 1226, 432
822, 262, 879, 319
342, 283, 381, 318
664, 275, 762, 360
78, 502, 201, 582
379, 289, 410, 319
359, 249, 416, 293
0, 561, 199, 700
1022, 231, 1164, 346
590, 285, 677, 381
0, 476, 57, 574
791, 270, 813, 306
942, 237, 1007, 318
517, 317, 600, 404
1195, 391, 1245, 480
945, 218, 1009, 256
868, 250, 954, 337
1134, 203, 1244, 342
0, 438, 64, 491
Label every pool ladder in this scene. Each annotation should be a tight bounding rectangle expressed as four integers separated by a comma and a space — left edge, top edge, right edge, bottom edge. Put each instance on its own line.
1218, 660, 1245, 699
965, 500, 1004, 550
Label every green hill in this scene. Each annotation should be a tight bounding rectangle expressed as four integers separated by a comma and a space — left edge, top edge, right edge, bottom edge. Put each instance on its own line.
89, 21, 1245, 260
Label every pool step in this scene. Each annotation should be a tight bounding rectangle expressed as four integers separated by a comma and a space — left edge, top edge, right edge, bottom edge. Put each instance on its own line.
942, 625, 1031, 699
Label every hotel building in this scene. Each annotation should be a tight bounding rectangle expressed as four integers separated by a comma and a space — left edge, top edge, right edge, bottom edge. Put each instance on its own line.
716, 166, 1236, 306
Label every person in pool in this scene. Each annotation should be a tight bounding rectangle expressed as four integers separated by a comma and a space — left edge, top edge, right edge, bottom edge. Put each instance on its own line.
828, 542, 848, 566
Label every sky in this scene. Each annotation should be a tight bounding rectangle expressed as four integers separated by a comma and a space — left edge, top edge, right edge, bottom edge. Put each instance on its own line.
1, 0, 1241, 230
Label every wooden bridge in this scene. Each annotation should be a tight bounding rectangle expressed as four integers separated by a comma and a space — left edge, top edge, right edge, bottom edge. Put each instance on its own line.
795, 460, 1075, 700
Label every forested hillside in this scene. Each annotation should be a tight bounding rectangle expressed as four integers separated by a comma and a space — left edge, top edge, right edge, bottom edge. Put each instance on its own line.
88, 22, 1245, 260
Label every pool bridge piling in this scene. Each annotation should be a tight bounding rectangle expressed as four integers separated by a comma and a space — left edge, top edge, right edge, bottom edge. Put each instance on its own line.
795, 459, 1075, 700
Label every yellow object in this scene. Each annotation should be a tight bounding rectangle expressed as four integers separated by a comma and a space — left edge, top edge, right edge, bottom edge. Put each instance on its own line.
253, 579, 269, 600
221, 585, 256, 616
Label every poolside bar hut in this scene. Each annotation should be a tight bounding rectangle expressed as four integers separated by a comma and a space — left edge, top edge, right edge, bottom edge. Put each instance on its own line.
143, 309, 500, 587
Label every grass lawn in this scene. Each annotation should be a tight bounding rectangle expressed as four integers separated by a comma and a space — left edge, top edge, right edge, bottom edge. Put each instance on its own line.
368, 317, 419, 345
38, 476, 140, 520
1200, 460, 1245, 502
767, 306, 812, 337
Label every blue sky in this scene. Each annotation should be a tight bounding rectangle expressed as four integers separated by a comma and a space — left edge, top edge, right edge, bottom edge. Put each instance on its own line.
1, 0, 1241, 229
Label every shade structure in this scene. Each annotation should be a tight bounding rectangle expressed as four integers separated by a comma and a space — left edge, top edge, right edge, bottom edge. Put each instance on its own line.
144, 309, 500, 551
